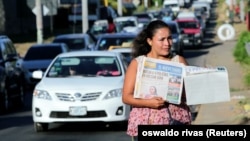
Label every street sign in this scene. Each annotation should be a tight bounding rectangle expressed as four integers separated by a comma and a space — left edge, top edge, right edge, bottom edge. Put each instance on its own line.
133, 0, 140, 6
27, 0, 57, 16
32, 5, 49, 16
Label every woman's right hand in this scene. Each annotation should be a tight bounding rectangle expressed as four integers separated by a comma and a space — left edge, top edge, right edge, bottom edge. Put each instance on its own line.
147, 97, 165, 109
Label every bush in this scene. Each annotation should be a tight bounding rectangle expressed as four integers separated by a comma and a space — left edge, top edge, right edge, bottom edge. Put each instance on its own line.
234, 31, 250, 86
234, 31, 250, 64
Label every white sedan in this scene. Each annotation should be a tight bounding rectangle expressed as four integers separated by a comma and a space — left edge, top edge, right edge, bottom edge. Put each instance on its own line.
32, 51, 130, 132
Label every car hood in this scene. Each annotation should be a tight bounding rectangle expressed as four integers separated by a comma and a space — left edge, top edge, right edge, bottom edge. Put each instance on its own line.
22, 60, 52, 69
36, 77, 124, 90
183, 28, 200, 34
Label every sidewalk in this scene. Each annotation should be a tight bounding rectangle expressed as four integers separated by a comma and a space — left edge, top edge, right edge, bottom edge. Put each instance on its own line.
192, 40, 250, 125
193, 90, 250, 125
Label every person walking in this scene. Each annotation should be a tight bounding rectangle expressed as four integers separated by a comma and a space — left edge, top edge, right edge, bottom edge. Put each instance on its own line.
122, 20, 192, 141
107, 16, 116, 33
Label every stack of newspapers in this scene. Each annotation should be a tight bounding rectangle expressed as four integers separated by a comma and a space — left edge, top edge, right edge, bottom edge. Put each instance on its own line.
134, 57, 230, 105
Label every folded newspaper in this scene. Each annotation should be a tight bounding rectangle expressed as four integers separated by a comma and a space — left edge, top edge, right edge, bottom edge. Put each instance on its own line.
134, 56, 230, 105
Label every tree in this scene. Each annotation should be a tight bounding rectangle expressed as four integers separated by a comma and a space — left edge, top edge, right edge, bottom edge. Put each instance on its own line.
0, 0, 5, 34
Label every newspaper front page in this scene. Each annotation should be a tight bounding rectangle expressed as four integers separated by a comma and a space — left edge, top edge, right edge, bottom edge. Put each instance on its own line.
134, 57, 185, 104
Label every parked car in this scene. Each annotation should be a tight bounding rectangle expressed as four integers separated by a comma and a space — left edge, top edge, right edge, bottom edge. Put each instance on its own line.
0, 35, 25, 114
52, 33, 96, 51
17, 43, 69, 89
94, 32, 137, 50
163, 20, 184, 55
32, 51, 130, 132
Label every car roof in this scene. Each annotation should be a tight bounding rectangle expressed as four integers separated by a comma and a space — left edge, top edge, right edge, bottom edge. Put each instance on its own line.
54, 33, 89, 39
30, 43, 66, 48
175, 17, 198, 22
114, 16, 138, 21
110, 48, 132, 53
57, 51, 121, 57
177, 11, 196, 18
96, 32, 137, 38
164, 20, 178, 25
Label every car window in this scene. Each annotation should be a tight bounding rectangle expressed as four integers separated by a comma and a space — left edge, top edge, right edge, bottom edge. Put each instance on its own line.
178, 21, 198, 29
54, 38, 86, 50
24, 46, 63, 61
47, 56, 122, 77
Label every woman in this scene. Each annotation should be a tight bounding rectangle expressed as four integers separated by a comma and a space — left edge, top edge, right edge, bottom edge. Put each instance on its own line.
122, 20, 191, 141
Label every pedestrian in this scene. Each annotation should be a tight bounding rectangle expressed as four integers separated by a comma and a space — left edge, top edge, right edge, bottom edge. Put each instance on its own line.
234, 3, 240, 21
122, 20, 192, 141
107, 16, 116, 33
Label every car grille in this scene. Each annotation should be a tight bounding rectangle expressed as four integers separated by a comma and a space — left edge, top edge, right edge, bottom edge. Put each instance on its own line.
56, 92, 102, 102
50, 111, 107, 118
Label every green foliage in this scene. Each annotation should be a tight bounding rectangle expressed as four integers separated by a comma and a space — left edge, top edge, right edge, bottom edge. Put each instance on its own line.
234, 31, 250, 64
245, 73, 250, 86
234, 31, 250, 86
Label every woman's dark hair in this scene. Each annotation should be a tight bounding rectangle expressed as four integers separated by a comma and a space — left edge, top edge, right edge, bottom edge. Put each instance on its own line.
131, 20, 172, 58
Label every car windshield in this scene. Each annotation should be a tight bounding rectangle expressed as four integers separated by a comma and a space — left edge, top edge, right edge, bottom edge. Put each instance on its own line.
53, 38, 86, 50
178, 22, 198, 29
24, 46, 62, 61
46, 56, 122, 77
97, 37, 134, 50
115, 20, 136, 29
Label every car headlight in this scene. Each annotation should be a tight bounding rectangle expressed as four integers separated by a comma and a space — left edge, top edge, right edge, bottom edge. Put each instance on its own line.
103, 88, 122, 100
33, 89, 52, 100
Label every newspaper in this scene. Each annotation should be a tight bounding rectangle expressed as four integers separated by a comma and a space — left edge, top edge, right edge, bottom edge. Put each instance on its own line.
134, 56, 230, 105
134, 56, 185, 104
184, 66, 230, 105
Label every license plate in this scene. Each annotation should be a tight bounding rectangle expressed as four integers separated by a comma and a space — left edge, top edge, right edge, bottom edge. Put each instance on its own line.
69, 106, 87, 116
183, 40, 189, 43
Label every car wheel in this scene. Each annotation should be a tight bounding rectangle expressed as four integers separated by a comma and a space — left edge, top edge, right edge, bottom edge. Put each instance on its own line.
34, 122, 49, 132
17, 84, 25, 106
0, 89, 9, 114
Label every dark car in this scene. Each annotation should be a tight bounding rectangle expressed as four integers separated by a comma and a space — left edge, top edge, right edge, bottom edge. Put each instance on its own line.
16, 43, 69, 88
163, 20, 184, 55
53, 33, 96, 51
94, 32, 137, 50
0, 35, 25, 114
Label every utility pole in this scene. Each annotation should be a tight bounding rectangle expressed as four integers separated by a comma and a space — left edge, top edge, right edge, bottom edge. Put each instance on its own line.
144, 0, 148, 11
118, 0, 122, 16
82, 0, 88, 33
36, 0, 43, 44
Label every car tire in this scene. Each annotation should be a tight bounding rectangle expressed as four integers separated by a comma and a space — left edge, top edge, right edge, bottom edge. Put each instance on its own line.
0, 89, 9, 114
15, 84, 25, 107
34, 122, 49, 132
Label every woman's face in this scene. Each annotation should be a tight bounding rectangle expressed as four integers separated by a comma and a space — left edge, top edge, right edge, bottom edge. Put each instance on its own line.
149, 86, 156, 95
147, 27, 172, 57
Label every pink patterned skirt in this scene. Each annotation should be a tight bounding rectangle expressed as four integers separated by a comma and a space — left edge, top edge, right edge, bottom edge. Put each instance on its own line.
126, 104, 191, 136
